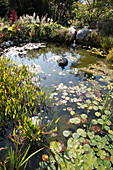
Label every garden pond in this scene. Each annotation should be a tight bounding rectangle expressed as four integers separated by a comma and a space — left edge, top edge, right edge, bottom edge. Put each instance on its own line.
1, 44, 113, 169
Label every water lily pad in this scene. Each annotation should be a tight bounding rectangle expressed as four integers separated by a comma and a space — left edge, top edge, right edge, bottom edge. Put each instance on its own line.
72, 133, 79, 139
83, 144, 91, 151
63, 130, 71, 137
103, 159, 111, 168
95, 112, 101, 117
111, 155, 113, 164
93, 106, 98, 110
77, 128, 86, 137
86, 99, 91, 104
92, 119, 97, 125
70, 111, 75, 115
97, 150, 106, 159
79, 137, 85, 143
104, 110, 111, 115
106, 120, 112, 126
104, 126, 110, 131
87, 131, 94, 139
97, 119, 104, 124
102, 115, 107, 120
70, 117, 81, 124
81, 114, 88, 119
97, 142, 104, 149
94, 135, 101, 141
89, 139, 97, 146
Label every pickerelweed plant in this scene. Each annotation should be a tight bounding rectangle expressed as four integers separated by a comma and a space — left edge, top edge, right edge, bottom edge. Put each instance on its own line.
38, 61, 113, 170
0, 56, 61, 169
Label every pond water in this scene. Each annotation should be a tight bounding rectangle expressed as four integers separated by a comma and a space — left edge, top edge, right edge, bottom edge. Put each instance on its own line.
1, 44, 113, 169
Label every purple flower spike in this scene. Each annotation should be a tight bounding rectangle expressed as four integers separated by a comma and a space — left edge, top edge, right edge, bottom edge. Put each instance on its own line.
47, 120, 50, 124
38, 113, 41, 116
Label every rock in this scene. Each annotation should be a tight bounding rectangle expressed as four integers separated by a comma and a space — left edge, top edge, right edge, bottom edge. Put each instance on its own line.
76, 29, 92, 43
5, 41, 10, 47
0, 48, 3, 51
57, 56, 68, 67
68, 26, 77, 40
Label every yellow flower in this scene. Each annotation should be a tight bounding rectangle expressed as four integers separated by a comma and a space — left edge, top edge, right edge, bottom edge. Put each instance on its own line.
12, 24, 15, 28
108, 130, 113, 134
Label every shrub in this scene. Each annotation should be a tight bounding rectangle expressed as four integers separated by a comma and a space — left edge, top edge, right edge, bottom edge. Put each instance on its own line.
85, 31, 102, 48
51, 28, 72, 44
101, 37, 113, 52
101, 20, 113, 36
0, 56, 53, 142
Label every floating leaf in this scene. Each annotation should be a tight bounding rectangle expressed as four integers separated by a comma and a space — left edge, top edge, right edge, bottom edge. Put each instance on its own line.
87, 131, 94, 139
97, 119, 104, 124
97, 142, 104, 149
97, 150, 106, 159
95, 112, 101, 117
93, 106, 98, 111
111, 155, 113, 164
89, 139, 97, 146
83, 144, 91, 152
104, 126, 110, 131
86, 99, 91, 104
70, 117, 81, 124
104, 110, 111, 115
70, 111, 75, 115
72, 133, 79, 139
77, 128, 86, 137
94, 135, 101, 141
92, 119, 97, 125
63, 130, 70, 137
92, 126, 100, 133
79, 137, 85, 143
103, 159, 111, 168
81, 114, 88, 119
102, 115, 107, 120
67, 107, 73, 111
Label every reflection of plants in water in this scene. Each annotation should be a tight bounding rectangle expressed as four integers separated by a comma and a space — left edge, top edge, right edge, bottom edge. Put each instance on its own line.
38, 62, 113, 169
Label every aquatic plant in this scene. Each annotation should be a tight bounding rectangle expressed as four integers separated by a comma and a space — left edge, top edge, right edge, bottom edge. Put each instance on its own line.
38, 61, 113, 170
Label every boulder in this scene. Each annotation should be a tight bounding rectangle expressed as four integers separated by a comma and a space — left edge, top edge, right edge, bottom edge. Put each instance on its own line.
76, 29, 92, 43
57, 56, 68, 67
5, 41, 10, 47
68, 26, 77, 40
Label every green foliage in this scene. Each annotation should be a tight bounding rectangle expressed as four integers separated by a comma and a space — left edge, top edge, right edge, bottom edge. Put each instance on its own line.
0, 56, 52, 141
51, 28, 72, 45
101, 37, 113, 52
85, 31, 102, 48
71, 1, 113, 26
101, 20, 113, 36
107, 48, 113, 62
0, 12, 62, 43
